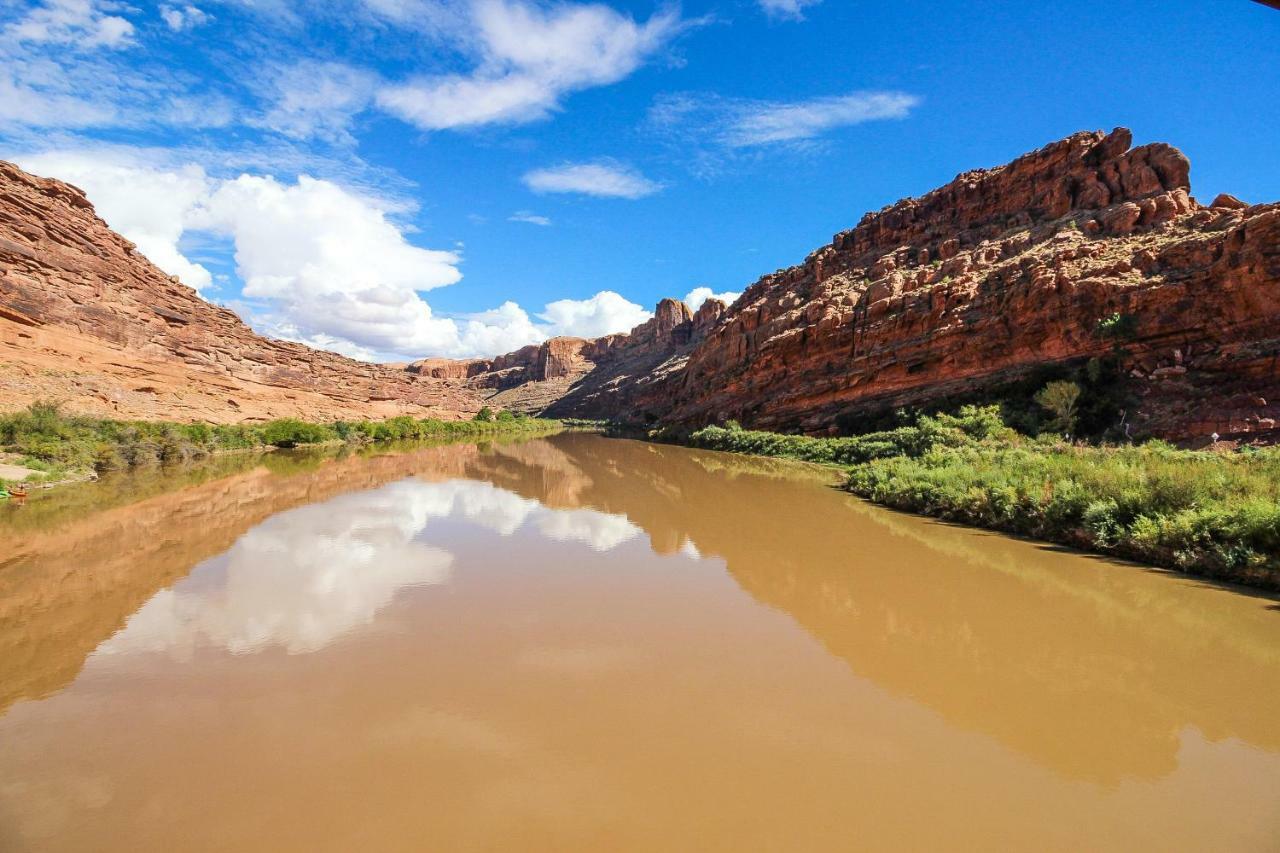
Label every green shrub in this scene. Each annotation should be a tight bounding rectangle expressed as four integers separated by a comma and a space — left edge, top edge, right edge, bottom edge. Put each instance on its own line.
676, 403, 1280, 586
260, 419, 336, 448
0, 402, 563, 480
473, 406, 495, 422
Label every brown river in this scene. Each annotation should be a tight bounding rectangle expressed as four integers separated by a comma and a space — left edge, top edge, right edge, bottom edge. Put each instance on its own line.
1, 433, 1279, 851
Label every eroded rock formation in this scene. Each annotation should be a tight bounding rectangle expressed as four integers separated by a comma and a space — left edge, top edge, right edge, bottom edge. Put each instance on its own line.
0, 162, 484, 422
3, 127, 1277, 441
466, 128, 1280, 440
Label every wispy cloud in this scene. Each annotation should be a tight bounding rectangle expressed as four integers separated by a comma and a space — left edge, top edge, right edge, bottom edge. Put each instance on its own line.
522, 159, 661, 199
4, 0, 134, 49
508, 210, 552, 226
724, 91, 920, 146
255, 60, 380, 144
647, 89, 920, 176
757, 0, 822, 21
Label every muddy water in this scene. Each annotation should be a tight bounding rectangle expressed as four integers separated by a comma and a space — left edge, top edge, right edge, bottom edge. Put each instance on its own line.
1, 433, 1278, 852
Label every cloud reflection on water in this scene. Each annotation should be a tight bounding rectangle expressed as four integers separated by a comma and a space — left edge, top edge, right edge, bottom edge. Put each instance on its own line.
98, 478, 644, 658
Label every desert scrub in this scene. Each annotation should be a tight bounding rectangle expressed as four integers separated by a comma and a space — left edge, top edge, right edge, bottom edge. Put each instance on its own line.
845, 439, 1280, 586
0, 401, 562, 477
681, 405, 1013, 466
673, 405, 1280, 588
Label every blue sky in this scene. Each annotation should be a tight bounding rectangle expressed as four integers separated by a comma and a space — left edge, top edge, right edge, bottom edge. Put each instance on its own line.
1, 0, 1277, 360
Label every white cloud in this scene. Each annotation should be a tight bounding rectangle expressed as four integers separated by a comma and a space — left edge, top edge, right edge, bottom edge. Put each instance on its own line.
647, 89, 920, 176
257, 60, 379, 143
17, 151, 216, 289
192, 172, 466, 355
98, 480, 456, 657
375, 0, 681, 130
725, 91, 919, 146
0, 70, 118, 128
15, 148, 656, 359
508, 210, 552, 226
522, 159, 661, 199
683, 286, 739, 311
4, 0, 135, 49
159, 4, 211, 32
536, 509, 639, 551
539, 290, 650, 338
757, 0, 821, 21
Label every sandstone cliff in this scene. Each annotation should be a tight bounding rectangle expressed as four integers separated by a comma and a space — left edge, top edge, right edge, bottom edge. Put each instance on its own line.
0, 162, 483, 422
464, 128, 1280, 441
4, 127, 1277, 442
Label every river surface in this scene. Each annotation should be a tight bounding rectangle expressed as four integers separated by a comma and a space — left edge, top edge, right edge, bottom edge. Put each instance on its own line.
1, 433, 1278, 851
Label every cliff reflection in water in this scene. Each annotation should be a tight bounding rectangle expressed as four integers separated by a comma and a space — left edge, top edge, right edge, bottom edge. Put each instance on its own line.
2, 432, 1279, 794
474, 435, 1280, 785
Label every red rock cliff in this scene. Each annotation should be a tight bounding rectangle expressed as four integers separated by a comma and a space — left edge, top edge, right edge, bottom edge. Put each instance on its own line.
0, 162, 483, 422
470, 128, 1277, 440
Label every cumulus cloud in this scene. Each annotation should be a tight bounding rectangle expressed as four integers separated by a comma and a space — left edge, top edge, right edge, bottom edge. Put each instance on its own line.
757, 0, 821, 21
191, 173, 468, 355
18, 151, 217, 289
522, 160, 661, 198
540, 290, 650, 338
683, 286, 740, 311
15, 149, 653, 359
508, 210, 552, 226
376, 0, 682, 130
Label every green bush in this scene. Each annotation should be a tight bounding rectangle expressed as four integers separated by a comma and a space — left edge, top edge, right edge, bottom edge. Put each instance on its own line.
260, 419, 336, 448
473, 406, 495, 422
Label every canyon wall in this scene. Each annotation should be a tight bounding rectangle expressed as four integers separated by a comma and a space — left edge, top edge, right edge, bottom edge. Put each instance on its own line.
3, 127, 1277, 441
0, 162, 483, 422
468, 128, 1280, 441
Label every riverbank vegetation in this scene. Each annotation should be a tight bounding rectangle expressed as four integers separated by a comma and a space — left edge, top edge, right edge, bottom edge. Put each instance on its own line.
0, 401, 561, 484
675, 405, 1280, 589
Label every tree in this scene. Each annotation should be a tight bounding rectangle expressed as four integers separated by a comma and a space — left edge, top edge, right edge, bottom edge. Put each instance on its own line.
473, 406, 494, 422
1035, 381, 1082, 437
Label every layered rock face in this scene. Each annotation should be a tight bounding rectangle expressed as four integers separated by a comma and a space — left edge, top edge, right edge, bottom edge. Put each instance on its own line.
481, 128, 1276, 440
0, 162, 483, 422
4, 127, 1277, 441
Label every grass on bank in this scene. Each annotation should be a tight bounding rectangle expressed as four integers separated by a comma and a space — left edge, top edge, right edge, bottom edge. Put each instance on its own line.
0, 401, 561, 483
677, 406, 1280, 587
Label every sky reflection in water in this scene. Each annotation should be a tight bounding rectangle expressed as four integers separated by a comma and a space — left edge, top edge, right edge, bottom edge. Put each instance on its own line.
99, 478, 648, 658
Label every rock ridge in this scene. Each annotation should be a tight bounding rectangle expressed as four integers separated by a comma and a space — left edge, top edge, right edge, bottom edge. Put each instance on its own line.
0, 161, 484, 422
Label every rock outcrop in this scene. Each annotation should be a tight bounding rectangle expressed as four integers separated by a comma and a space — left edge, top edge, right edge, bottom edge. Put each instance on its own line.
0, 162, 484, 422
464, 128, 1280, 441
